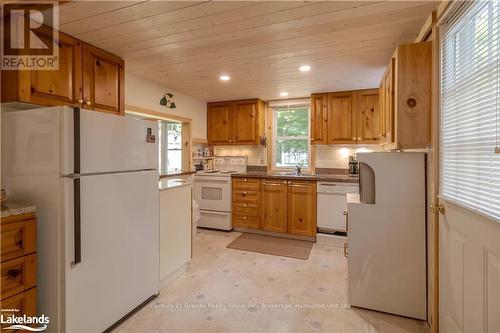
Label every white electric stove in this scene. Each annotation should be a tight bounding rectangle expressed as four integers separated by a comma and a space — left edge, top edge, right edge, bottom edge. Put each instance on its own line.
194, 156, 247, 230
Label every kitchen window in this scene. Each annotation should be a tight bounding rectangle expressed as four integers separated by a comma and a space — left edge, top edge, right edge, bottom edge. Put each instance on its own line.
440, 0, 500, 221
159, 121, 182, 173
270, 100, 311, 169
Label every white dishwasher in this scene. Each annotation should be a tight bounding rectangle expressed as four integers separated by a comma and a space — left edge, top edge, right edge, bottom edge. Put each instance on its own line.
317, 182, 359, 233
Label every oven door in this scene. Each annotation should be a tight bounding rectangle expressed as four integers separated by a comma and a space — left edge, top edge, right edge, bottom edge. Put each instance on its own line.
194, 176, 231, 212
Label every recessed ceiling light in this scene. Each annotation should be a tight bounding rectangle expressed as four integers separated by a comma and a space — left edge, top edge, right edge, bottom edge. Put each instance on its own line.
280, 91, 289, 97
299, 65, 311, 72
220, 75, 230, 81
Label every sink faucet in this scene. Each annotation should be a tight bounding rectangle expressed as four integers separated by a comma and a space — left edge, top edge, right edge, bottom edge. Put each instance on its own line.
295, 164, 302, 175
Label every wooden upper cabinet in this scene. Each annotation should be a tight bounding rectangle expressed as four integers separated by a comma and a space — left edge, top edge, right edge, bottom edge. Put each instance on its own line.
310, 93, 328, 144
327, 91, 356, 144
207, 99, 264, 146
261, 180, 288, 233
0, 25, 124, 116
394, 42, 431, 149
379, 58, 395, 144
356, 89, 380, 143
233, 101, 258, 144
82, 44, 124, 115
287, 181, 317, 237
379, 42, 430, 149
207, 103, 232, 144
1, 29, 82, 107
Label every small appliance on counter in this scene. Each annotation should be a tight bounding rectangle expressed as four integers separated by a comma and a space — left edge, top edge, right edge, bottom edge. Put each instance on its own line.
348, 155, 359, 176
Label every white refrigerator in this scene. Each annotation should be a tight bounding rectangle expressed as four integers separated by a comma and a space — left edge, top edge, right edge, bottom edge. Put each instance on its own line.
1, 106, 160, 332
346, 152, 427, 320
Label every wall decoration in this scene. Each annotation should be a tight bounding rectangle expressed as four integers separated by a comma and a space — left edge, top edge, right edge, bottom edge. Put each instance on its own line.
160, 93, 176, 109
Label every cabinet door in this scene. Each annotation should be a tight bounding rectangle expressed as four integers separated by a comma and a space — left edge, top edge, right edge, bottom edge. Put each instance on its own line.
1, 288, 37, 330
233, 101, 258, 144
383, 58, 395, 144
287, 181, 316, 237
23, 29, 82, 107
261, 180, 288, 233
327, 92, 356, 144
310, 93, 327, 144
82, 43, 124, 115
207, 104, 232, 145
356, 89, 380, 143
379, 80, 385, 142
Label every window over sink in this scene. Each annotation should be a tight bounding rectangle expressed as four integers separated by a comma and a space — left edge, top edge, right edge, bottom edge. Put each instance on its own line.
270, 100, 311, 169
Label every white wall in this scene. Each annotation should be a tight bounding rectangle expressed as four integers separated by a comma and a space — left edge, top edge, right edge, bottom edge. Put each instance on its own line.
125, 73, 207, 140
314, 146, 383, 168
213, 145, 383, 169
214, 146, 267, 166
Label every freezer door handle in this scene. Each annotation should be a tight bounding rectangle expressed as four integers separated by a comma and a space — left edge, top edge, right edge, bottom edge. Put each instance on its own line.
71, 107, 82, 267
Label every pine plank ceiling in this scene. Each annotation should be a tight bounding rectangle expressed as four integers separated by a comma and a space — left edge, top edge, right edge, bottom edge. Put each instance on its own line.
58, 1, 439, 102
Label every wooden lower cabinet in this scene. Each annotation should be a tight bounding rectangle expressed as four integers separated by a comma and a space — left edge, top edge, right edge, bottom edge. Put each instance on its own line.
0, 288, 37, 329
232, 178, 317, 237
261, 180, 288, 233
0, 212, 38, 326
232, 178, 261, 229
287, 181, 317, 237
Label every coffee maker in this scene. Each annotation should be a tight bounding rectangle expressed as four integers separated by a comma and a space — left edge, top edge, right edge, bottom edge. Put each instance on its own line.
349, 155, 359, 176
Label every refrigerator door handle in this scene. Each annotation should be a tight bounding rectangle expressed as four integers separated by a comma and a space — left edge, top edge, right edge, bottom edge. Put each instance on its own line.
71, 107, 82, 267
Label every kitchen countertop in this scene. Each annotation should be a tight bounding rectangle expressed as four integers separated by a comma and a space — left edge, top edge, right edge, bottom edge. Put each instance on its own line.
160, 171, 196, 179
159, 177, 193, 191
1, 201, 36, 218
347, 193, 361, 204
231, 171, 359, 183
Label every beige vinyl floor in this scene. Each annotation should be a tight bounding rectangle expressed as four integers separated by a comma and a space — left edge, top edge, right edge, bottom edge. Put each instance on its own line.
114, 229, 429, 333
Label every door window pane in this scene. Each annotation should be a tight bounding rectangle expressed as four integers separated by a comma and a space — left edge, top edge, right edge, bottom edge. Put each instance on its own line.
159, 121, 182, 174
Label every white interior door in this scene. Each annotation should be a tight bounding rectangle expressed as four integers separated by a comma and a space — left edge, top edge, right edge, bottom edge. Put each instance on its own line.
438, 2, 500, 332
64, 170, 159, 332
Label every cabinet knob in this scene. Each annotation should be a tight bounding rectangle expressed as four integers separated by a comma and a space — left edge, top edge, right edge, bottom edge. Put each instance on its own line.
244, 179, 247, 182
6, 269, 21, 278
85, 100, 91, 106
77, 99, 83, 104
243, 203, 247, 207
243, 216, 247, 220
352, 137, 356, 140
357, 137, 361, 141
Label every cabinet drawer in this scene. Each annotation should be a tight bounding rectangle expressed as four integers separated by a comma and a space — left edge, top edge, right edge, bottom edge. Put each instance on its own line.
232, 202, 259, 216
1, 287, 37, 329
1, 219, 36, 262
232, 215, 259, 229
233, 178, 261, 190
232, 190, 260, 203
1, 254, 37, 300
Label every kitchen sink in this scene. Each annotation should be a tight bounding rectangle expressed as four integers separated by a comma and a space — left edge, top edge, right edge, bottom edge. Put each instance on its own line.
272, 171, 316, 177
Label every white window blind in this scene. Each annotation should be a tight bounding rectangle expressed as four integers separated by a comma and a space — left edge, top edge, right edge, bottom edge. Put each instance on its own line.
441, 0, 500, 222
